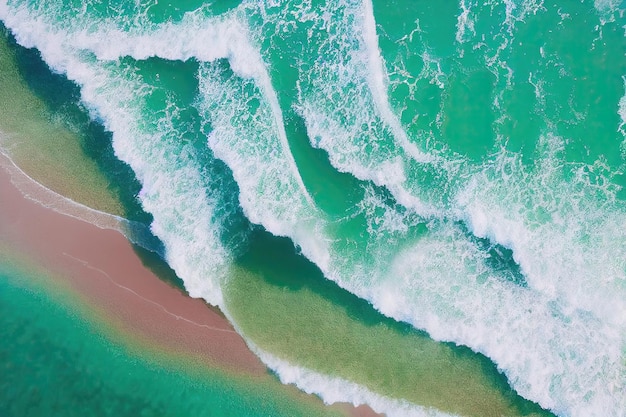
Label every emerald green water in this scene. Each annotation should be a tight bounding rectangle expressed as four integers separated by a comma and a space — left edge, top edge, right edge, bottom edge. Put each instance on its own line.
1, 1, 624, 416
0, 255, 346, 417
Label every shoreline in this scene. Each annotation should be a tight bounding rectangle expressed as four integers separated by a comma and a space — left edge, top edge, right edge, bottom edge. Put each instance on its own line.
0, 151, 381, 417
0, 150, 265, 375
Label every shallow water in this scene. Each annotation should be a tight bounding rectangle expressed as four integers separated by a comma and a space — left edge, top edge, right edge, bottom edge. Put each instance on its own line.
0, 249, 350, 417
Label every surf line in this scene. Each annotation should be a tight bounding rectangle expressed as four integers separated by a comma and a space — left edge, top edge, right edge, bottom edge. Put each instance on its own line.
62, 252, 237, 334
0, 148, 125, 229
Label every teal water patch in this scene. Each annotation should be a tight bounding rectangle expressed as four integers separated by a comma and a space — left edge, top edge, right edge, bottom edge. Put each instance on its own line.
0, 259, 345, 417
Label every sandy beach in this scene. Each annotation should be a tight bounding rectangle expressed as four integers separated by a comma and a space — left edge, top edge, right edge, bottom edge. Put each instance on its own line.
0, 152, 380, 417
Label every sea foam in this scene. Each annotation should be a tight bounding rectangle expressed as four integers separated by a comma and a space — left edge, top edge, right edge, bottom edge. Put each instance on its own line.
269, 1, 626, 415
251, 344, 458, 417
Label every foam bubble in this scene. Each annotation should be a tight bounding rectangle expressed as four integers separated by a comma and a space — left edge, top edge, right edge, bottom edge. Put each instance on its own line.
594, 0, 622, 20
455, 0, 476, 44
617, 76, 626, 139
356, 184, 420, 236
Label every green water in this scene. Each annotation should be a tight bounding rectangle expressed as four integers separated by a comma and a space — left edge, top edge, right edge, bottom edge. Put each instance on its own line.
0, 28, 337, 417
0, 254, 347, 417
225, 230, 551, 417
0, 1, 624, 416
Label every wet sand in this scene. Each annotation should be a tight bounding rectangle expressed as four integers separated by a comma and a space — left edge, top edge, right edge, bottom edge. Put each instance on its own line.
0, 152, 381, 417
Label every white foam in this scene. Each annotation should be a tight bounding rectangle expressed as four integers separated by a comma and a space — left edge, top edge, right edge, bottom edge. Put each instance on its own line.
196, 60, 332, 273
378, 221, 625, 416
0, 1, 231, 307
502, 0, 546, 34
0, 148, 154, 245
251, 345, 458, 417
455, 0, 476, 44
528, 72, 546, 103
419, 51, 447, 90
83, 13, 312, 210
617, 76, 626, 138
361, 0, 435, 166
280, 0, 446, 219
455, 135, 626, 328
357, 184, 419, 236
594, 0, 622, 18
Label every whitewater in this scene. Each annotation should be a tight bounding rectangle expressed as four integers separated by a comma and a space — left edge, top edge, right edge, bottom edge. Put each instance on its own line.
1, 0, 624, 416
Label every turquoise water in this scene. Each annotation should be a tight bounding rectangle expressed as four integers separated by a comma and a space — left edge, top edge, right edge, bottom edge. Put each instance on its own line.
0, 257, 348, 417
0, 1, 624, 416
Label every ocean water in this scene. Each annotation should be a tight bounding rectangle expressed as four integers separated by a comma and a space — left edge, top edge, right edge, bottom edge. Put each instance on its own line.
0, 1, 624, 416
0, 249, 349, 417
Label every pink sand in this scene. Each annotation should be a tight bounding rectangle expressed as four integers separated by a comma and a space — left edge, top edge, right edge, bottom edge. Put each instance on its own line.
0, 153, 381, 417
